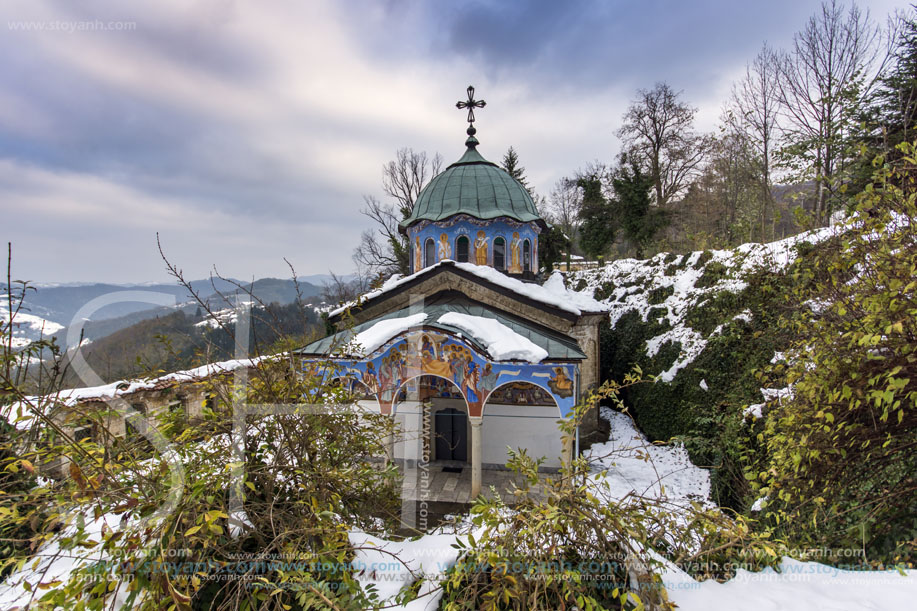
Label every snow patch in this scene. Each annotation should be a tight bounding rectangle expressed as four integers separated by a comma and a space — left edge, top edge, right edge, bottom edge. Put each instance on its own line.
437, 312, 548, 363
586, 408, 712, 507
351, 313, 428, 355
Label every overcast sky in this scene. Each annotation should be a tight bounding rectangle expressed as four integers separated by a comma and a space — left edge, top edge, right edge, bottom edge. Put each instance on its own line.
0, 0, 906, 284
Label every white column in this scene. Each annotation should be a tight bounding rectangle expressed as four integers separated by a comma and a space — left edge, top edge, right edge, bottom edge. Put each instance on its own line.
384, 425, 395, 465
470, 417, 483, 498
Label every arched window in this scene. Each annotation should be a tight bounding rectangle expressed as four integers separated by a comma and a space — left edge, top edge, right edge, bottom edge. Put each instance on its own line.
493, 237, 506, 270
424, 238, 436, 267
455, 236, 470, 263
523, 239, 531, 271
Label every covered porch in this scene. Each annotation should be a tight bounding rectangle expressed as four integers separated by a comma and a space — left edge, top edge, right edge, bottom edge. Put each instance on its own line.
398, 462, 555, 505
295, 295, 587, 498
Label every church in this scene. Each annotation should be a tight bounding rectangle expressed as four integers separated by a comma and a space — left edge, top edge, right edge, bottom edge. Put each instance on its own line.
295, 87, 607, 498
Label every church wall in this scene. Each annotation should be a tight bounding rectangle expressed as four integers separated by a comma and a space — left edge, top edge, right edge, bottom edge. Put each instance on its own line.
481, 403, 562, 469
407, 216, 540, 273
568, 313, 605, 444
389, 398, 562, 470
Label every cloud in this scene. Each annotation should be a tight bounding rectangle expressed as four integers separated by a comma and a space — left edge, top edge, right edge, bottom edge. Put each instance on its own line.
0, 0, 906, 282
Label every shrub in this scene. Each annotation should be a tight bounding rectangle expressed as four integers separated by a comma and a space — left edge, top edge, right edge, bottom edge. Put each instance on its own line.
754, 151, 917, 565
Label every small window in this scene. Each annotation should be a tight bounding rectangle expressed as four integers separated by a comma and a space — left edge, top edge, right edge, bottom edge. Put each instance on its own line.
455, 236, 470, 263
523, 239, 531, 271
424, 238, 436, 267
493, 237, 506, 270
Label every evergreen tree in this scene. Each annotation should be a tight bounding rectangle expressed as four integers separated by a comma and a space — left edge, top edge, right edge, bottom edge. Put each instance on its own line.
501, 146, 529, 191
576, 173, 615, 259
538, 224, 570, 274
611, 156, 669, 258
858, 8, 917, 170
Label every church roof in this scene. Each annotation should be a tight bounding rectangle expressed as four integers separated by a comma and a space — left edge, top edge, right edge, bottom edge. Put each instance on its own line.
399, 136, 545, 234
296, 292, 587, 362
326, 260, 607, 321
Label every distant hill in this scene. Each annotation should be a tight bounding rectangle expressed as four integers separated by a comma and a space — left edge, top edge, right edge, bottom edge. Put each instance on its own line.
3, 277, 323, 348
56, 301, 324, 387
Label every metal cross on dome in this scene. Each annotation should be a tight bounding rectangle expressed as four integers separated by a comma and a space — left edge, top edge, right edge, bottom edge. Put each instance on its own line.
456, 85, 486, 126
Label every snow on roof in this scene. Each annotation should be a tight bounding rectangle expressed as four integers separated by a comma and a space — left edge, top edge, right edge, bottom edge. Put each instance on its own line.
329, 261, 606, 318
351, 313, 427, 355
437, 312, 548, 363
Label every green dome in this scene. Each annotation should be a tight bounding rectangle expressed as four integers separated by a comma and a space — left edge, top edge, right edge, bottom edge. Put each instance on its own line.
399, 138, 545, 234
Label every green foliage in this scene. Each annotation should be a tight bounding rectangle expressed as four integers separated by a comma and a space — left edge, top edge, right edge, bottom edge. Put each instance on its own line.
754, 150, 917, 564
692, 251, 713, 269
611, 156, 670, 258
577, 174, 616, 259
0, 273, 401, 609
442, 378, 778, 610
598, 268, 791, 510
693, 261, 728, 289
647, 286, 674, 305
539, 224, 571, 274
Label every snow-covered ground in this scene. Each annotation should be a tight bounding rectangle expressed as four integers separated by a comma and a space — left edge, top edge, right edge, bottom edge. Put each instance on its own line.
658, 556, 914, 611
586, 408, 712, 507
0, 510, 135, 609
349, 529, 473, 611
584, 408, 915, 610
0, 297, 64, 348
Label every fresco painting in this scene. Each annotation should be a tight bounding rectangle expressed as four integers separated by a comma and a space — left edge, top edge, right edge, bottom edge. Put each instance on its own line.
407, 215, 540, 272
305, 330, 577, 417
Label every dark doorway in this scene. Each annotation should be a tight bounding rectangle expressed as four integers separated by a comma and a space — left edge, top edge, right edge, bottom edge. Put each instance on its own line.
434, 407, 468, 462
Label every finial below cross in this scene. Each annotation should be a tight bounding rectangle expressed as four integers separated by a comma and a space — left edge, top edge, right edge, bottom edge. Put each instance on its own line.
456, 85, 486, 127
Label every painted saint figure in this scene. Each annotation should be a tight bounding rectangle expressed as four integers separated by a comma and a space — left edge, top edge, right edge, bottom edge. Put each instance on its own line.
509, 231, 522, 273
463, 358, 480, 403
414, 236, 422, 271
362, 362, 379, 395
479, 363, 499, 395
438, 233, 451, 260
474, 230, 488, 265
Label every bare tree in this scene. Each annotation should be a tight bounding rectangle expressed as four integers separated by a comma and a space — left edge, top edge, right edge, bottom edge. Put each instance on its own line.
381, 148, 443, 217
617, 83, 708, 208
728, 43, 782, 241
777, 0, 885, 224
545, 178, 582, 242
320, 270, 368, 306
353, 149, 442, 278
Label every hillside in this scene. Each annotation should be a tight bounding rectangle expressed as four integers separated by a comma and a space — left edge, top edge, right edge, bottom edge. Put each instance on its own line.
54, 300, 324, 388
568, 225, 836, 509
1, 278, 324, 349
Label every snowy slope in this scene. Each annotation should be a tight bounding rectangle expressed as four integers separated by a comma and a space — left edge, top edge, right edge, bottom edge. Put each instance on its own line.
586, 408, 712, 506
0, 297, 64, 348
571, 226, 837, 382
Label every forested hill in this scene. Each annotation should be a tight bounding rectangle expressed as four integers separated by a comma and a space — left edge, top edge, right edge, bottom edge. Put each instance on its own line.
1, 277, 324, 348
56, 300, 324, 388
